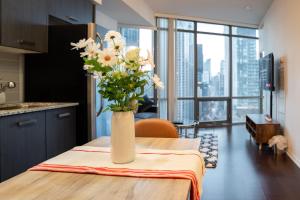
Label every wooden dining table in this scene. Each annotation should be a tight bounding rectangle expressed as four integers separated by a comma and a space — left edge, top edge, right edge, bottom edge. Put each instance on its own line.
0, 136, 201, 200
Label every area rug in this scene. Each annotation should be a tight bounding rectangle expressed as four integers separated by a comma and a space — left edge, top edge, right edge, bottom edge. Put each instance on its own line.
199, 133, 218, 168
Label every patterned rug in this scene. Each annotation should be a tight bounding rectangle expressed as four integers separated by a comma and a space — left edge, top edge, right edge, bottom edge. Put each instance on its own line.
199, 133, 218, 168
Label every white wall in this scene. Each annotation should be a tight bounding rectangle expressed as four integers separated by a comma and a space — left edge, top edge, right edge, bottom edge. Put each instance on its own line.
260, 0, 300, 167
95, 9, 118, 30
0, 52, 24, 103
122, 0, 155, 26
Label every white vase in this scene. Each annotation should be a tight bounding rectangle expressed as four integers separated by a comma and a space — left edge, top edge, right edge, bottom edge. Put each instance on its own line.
111, 111, 136, 164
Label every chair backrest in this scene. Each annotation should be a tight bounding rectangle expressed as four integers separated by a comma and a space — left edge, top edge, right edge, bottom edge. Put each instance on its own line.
135, 119, 179, 138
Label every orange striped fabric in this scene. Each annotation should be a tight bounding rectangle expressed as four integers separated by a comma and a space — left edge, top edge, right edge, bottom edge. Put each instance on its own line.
29, 146, 205, 200
31, 164, 200, 200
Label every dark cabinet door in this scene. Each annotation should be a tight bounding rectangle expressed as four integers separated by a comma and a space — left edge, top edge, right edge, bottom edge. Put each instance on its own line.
0, 112, 46, 181
0, 0, 48, 52
49, 0, 93, 24
74, 0, 94, 24
46, 107, 76, 159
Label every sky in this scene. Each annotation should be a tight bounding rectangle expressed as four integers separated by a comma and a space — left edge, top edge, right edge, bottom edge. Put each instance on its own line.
137, 25, 226, 77
197, 23, 227, 76
197, 34, 227, 76
138, 24, 258, 77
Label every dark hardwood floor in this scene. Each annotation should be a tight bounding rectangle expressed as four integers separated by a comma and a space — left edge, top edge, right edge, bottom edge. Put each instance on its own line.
199, 125, 300, 200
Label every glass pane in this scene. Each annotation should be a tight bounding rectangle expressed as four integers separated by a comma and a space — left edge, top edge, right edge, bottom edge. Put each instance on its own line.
158, 99, 168, 119
176, 20, 194, 30
232, 38, 259, 97
175, 31, 195, 98
157, 29, 168, 119
175, 100, 194, 122
232, 98, 260, 122
157, 18, 168, 28
199, 101, 227, 122
197, 34, 229, 97
197, 23, 229, 34
120, 27, 139, 47
232, 27, 259, 37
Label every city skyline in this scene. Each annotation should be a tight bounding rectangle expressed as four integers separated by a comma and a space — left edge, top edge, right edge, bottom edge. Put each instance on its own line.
175, 21, 260, 123
121, 22, 260, 123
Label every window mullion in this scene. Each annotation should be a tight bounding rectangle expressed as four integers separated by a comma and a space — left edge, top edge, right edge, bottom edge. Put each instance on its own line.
229, 25, 233, 123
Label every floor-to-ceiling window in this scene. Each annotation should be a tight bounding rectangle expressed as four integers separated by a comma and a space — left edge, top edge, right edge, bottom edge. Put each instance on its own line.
157, 18, 261, 125
232, 27, 260, 122
175, 20, 195, 122
196, 22, 230, 124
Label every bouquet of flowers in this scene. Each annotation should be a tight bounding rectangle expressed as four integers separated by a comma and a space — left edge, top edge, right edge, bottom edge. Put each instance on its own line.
71, 31, 163, 113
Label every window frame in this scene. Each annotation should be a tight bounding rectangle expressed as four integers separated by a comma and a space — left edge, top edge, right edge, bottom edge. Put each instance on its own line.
156, 18, 262, 126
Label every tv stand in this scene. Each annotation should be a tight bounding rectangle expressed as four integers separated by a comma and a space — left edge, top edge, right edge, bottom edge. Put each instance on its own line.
246, 114, 280, 150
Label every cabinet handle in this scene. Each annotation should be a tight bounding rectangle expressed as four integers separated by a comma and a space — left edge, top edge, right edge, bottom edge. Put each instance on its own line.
17, 40, 36, 46
58, 112, 71, 119
17, 119, 37, 127
66, 16, 79, 22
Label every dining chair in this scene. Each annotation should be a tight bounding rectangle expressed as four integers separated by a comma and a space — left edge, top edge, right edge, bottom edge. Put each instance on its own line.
135, 118, 179, 138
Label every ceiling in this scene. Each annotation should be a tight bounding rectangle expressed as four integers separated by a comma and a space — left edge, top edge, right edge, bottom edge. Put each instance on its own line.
145, 0, 274, 26
97, 0, 154, 27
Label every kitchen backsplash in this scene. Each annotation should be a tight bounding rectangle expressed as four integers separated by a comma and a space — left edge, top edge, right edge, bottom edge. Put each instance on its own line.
0, 52, 24, 103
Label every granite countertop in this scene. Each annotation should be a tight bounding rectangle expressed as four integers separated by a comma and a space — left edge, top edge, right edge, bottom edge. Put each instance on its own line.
0, 102, 79, 117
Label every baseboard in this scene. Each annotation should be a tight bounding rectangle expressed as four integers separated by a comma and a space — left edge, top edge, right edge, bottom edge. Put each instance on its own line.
287, 152, 300, 168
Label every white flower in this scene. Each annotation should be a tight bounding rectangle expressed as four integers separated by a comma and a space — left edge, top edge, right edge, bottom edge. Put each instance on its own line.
146, 50, 155, 68
125, 47, 140, 63
71, 38, 94, 50
108, 38, 125, 53
140, 50, 155, 69
104, 31, 122, 42
83, 64, 93, 70
98, 49, 118, 66
80, 42, 101, 59
152, 74, 164, 89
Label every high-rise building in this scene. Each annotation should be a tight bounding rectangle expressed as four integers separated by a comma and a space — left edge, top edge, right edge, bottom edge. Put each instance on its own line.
232, 29, 259, 121
197, 44, 203, 82
175, 23, 194, 122
219, 60, 225, 96
120, 28, 139, 47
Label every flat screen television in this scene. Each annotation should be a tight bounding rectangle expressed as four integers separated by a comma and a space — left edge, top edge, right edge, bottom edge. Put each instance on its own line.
259, 53, 275, 91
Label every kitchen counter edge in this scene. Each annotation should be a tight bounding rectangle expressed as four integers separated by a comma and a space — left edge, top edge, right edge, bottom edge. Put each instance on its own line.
0, 103, 79, 117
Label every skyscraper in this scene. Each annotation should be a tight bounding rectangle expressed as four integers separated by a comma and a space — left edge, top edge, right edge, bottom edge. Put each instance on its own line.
120, 28, 139, 47
175, 22, 194, 122
197, 44, 203, 82
232, 28, 259, 121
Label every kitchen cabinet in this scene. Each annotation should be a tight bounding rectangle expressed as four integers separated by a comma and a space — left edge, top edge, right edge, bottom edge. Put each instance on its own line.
46, 107, 76, 159
0, 106, 77, 182
0, 0, 48, 52
0, 112, 46, 181
0, 0, 93, 53
49, 0, 93, 24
